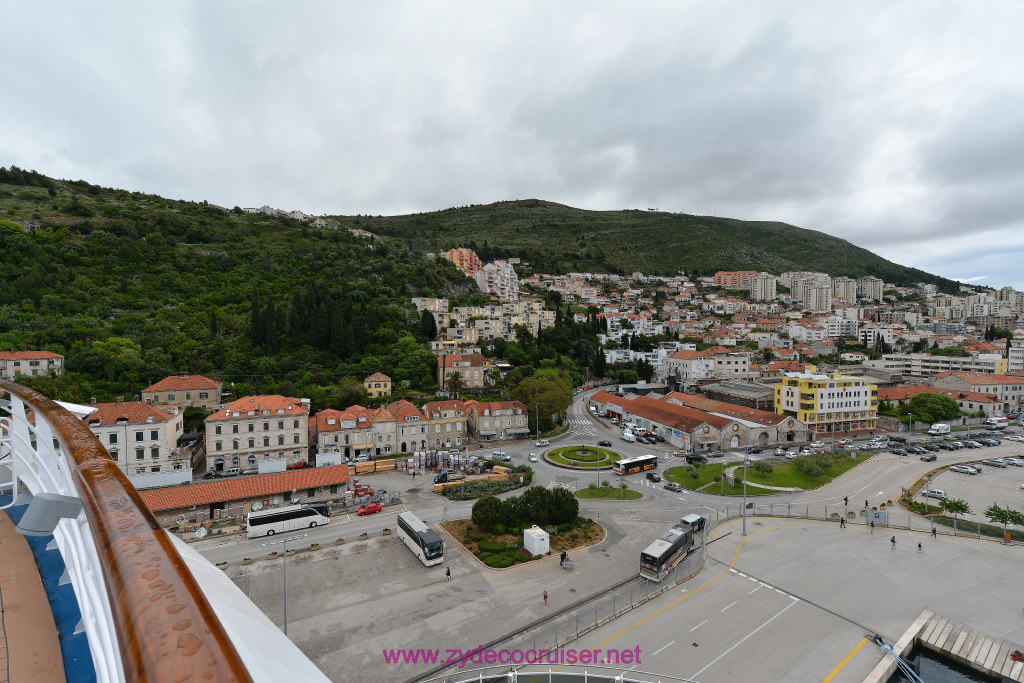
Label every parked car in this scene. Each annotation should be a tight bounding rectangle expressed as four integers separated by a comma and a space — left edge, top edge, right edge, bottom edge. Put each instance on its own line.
653, 434, 666, 443
218, 467, 241, 477
202, 470, 216, 479
907, 446, 928, 455
357, 503, 382, 516
706, 451, 725, 459
889, 436, 907, 444
1001, 457, 1023, 467
920, 453, 937, 462
891, 448, 908, 456
981, 459, 1008, 468
921, 489, 947, 500
243, 466, 259, 475
491, 452, 511, 462
979, 438, 1000, 446
950, 465, 979, 474
528, 453, 539, 463
686, 454, 708, 465
746, 446, 763, 454
646, 472, 662, 483
839, 439, 853, 446
598, 440, 612, 447
664, 481, 683, 492
288, 460, 311, 470
809, 441, 825, 449
1005, 434, 1024, 442
963, 441, 982, 448
773, 446, 789, 456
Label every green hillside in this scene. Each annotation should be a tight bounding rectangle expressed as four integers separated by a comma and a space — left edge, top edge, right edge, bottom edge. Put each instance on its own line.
0, 167, 476, 407
341, 199, 959, 291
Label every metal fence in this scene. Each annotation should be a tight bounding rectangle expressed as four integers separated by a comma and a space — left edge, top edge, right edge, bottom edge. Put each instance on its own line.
421, 667, 694, 683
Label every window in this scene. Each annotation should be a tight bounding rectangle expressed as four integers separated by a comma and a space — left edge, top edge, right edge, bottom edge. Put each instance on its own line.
150, 447, 159, 459
215, 425, 222, 435
248, 438, 255, 448
215, 441, 222, 452
278, 435, 284, 446
135, 431, 144, 442
168, 393, 176, 401
232, 424, 239, 434
135, 448, 144, 460
248, 423, 254, 432
278, 421, 284, 430
150, 430, 158, 440
173, 463, 182, 470
150, 466, 160, 473
185, 393, 191, 400
293, 435, 300, 444
109, 449, 118, 461
199, 392, 208, 400
136, 468, 145, 475
109, 433, 118, 444
307, 488, 316, 497
283, 491, 292, 502
329, 484, 338, 494
264, 437, 270, 447
263, 422, 269, 431
293, 419, 299, 429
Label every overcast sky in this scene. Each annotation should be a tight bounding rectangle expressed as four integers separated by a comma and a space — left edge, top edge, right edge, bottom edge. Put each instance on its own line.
4, 2, 1023, 290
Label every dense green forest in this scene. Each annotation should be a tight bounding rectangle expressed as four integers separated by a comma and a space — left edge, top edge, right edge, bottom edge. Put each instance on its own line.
0, 167, 480, 409
342, 199, 960, 292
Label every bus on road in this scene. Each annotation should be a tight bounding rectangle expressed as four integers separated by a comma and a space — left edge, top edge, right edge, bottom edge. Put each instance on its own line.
613, 454, 658, 476
396, 512, 445, 566
246, 503, 331, 538
640, 523, 695, 581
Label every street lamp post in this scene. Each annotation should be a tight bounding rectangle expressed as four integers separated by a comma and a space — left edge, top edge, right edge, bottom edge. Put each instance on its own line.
262, 533, 308, 636
741, 456, 749, 536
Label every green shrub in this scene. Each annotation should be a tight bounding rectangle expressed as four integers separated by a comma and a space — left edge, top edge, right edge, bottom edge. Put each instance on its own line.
544, 525, 559, 535
493, 523, 506, 535
484, 553, 516, 568
588, 482, 597, 489
479, 539, 506, 552
753, 461, 773, 475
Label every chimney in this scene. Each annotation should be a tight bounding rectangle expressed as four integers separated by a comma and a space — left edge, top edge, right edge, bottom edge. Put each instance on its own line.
90, 397, 97, 405
179, 372, 189, 379
116, 396, 124, 404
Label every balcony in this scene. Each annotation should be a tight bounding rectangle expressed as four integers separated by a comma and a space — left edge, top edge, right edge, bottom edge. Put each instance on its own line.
1, 380, 328, 683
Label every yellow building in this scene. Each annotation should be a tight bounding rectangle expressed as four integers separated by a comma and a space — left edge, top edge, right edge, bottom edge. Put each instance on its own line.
363, 373, 392, 399
774, 365, 878, 435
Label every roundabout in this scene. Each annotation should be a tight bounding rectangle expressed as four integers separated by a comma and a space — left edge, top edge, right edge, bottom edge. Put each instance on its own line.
545, 445, 621, 469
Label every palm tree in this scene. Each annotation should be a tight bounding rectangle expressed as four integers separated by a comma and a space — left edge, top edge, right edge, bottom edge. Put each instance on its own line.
446, 371, 465, 399
939, 498, 971, 534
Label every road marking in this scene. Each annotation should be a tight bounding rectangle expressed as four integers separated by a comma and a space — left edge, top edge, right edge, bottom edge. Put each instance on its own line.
651, 640, 675, 656
775, 589, 786, 595
690, 620, 708, 632
820, 637, 868, 682
721, 600, 738, 612
748, 585, 763, 594
736, 572, 747, 578
690, 600, 799, 679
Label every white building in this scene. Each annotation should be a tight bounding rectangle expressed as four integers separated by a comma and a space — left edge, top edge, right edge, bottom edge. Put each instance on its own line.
205, 395, 310, 470
84, 399, 185, 476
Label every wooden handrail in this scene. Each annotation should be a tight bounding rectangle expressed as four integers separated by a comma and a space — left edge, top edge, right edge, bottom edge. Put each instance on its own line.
0, 380, 252, 683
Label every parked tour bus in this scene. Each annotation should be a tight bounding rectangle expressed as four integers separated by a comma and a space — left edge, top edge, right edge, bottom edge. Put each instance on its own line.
640, 523, 695, 581
613, 454, 659, 476
246, 503, 331, 538
396, 512, 445, 566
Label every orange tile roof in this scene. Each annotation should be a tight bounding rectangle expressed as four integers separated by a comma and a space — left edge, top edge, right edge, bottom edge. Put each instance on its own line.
364, 372, 391, 382
208, 395, 308, 421
138, 465, 352, 511
0, 350, 63, 360
86, 401, 178, 426
143, 374, 222, 392
422, 400, 467, 417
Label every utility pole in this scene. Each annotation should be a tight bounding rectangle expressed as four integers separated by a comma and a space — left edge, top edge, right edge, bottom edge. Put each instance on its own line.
741, 456, 749, 536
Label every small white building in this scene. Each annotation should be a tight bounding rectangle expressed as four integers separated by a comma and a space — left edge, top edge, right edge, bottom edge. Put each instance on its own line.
523, 525, 550, 557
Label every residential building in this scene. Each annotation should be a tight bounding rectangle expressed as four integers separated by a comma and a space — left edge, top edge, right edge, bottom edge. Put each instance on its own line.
662, 349, 715, 387
774, 367, 878, 435
714, 270, 758, 288
84, 398, 185, 476
857, 276, 885, 303
877, 385, 1002, 418
700, 382, 776, 411
928, 372, 1024, 414
438, 353, 491, 390
421, 399, 469, 450
142, 373, 222, 411
443, 247, 483, 275
313, 405, 399, 458
863, 352, 1008, 377
387, 400, 432, 452
749, 273, 777, 302
0, 350, 64, 380
832, 277, 858, 305
474, 260, 520, 301
465, 400, 530, 441
363, 372, 392, 399
805, 285, 833, 312
205, 395, 310, 470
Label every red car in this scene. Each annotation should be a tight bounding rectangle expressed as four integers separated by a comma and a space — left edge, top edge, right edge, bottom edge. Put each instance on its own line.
288, 460, 310, 470
357, 503, 382, 516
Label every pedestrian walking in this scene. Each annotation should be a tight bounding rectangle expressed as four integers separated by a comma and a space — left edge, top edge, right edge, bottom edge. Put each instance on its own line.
844, 496, 849, 506
840, 517, 846, 528
445, 566, 451, 581
931, 527, 937, 539
890, 536, 896, 550
865, 500, 869, 509
543, 590, 548, 606
917, 542, 923, 553
560, 550, 567, 566
870, 521, 874, 533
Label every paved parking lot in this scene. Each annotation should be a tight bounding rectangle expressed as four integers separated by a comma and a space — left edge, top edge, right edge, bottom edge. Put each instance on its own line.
918, 456, 1024, 524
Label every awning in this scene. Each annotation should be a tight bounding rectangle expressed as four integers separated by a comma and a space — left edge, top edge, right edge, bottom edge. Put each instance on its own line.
477, 431, 497, 436
214, 457, 224, 463
506, 427, 530, 434
248, 455, 256, 461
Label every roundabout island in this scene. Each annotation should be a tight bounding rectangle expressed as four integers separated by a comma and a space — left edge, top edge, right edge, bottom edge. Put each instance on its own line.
544, 445, 621, 469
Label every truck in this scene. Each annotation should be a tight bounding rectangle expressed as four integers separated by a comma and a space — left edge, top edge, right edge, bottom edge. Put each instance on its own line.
620, 431, 636, 443
433, 470, 466, 484
927, 423, 950, 436
984, 416, 1009, 430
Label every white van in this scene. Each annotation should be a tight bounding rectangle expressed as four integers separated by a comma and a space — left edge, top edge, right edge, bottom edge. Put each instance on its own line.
921, 489, 947, 500
927, 423, 950, 436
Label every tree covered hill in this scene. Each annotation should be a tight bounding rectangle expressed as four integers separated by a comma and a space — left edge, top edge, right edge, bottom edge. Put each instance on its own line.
0, 167, 477, 407
341, 199, 959, 292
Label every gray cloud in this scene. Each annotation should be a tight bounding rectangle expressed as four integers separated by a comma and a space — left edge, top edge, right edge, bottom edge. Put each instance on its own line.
2, 1, 1024, 289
